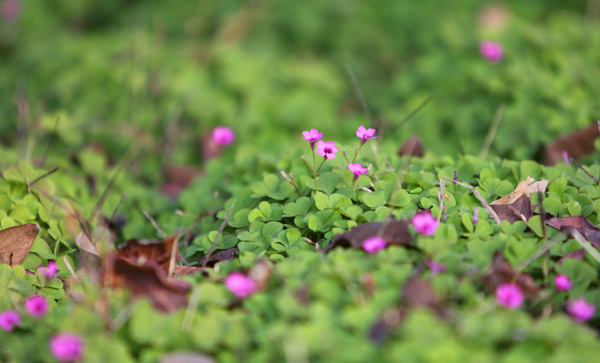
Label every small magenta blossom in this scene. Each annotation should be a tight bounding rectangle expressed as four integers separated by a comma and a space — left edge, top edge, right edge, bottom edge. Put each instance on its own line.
479, 41, 503, 63
0, 310, 20, 331
50, 333, 85, 362
426, 260, 446, 275
473, 206, 479, 225
1, 0, 21, 22
566, 297, 596, 322
348, 163, 368, 179
562, 150, 570, 165
495, 283, 524, 310
316, 141, 339, 159
362, 236, 387, 254
302, 129, 323, 149
356, 125, 378, 144
411, 211, 440, 236
212, 126, 235, 146
25, 295, 49, 318
225, 272, 257, 298
39, 261, 59, 279
554, 274, 572, 292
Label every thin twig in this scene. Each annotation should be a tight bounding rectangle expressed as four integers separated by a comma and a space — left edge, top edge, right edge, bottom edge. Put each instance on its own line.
89, 164, 123, 223
391, 95, 434, 132
182, 286, 202, 332
41, 116, 60, 168
62, 256, 79, 281
201, 200, 236, 271
516, 234, 563, 273
29, 167, 59, 187
168, 234, 181, 278
143, 210, 166, 238
345, 64, 372, 124
480, 104, 505, 159
570, 157, 598, 185
441, 177, 502, 225
571, 228, 600, 265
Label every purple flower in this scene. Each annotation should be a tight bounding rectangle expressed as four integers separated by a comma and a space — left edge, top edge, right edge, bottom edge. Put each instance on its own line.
25, 295, 49, 318
212, 126, 235, 146
348, 163, 368, 179
495, 283, 524, 310
0, 310, 20, 331
50, 333, 85, 362
362, 236, 387, 254
554, 274, 572, 292
411, 210, 440, 236
426, 260, 446, 275
302, 129, 323, 149
356, 125, 378, 144
473, 206, 479, 225
316, 141, 339, 160
479, 41, 503, 63
566, 297, 595, 322
39, 261, 59, 279
225, 272, 257, 298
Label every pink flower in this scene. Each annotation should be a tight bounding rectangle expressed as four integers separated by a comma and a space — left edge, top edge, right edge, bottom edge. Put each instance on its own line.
495, 283, 524, 310
356, 125, 378, 144
225, 272, 257, 298
562, 150, 570, 165
0, 310, 20, 331
554, 274, 572, 292
426, 260, 446, 275
362, 236, 387, 254
411, 210, 439, 236
566, 297, 595, 322
1, 0, 21, 22
302, 129, 323, 149
25, 295, 49, 318
50, 333, 85, 362
212, 126, 235, 146
315, 141, 339, 159
39, 261, 59, 279
479, 41, 503, 63
348, 163, 368, 179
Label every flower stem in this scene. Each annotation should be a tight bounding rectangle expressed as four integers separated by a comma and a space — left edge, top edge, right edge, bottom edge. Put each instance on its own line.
352, 145, 362, 163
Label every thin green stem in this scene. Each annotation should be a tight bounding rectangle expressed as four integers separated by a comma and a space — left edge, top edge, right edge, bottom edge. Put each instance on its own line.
352, 145, 362, 163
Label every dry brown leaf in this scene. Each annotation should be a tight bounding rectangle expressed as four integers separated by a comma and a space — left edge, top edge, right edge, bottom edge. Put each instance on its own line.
325, 217, 412, 252
544, 123, 599, 166
490, 194, 533, 223
102, 254, 190, 312
116, 234, 178, 272
398, 135, 424, 157
0, 224, 40, 266
483, 252, 540, 299
490, 177, 548, 206
546, 216, 600, 248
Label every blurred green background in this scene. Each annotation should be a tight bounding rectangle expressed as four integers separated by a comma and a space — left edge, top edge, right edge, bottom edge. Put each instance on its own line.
0, 0, 598, 174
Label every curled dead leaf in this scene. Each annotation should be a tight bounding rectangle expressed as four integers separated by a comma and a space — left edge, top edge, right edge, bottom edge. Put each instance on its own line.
116, 234, 179, 272
545, 216, 600, 248
398, 135, 424, 157
490, 177, 548, 206
102, 254, 190, 313
0, 224, 40, 266
483, 252, 540, 299
544, 123, 599, 166
325, 217, 411, 252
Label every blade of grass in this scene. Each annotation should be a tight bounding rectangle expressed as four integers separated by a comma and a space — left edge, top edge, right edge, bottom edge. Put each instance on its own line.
479, 104, 505, 159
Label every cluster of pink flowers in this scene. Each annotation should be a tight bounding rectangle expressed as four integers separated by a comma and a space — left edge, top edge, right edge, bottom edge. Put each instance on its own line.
1, 293, 85, 361
302, 125, 378, 178
39, 261, 59, 279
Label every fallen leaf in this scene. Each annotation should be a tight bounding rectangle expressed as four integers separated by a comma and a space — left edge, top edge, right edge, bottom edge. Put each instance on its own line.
558, 249, 586, 264
483, 252, 540, 299
544, 123, 599, 166
398, 135, 424, 157
490, 194, 533, 223
325, 217, 412, 252
402, 276, 439, 309
75, 232, 99, 256
546, 216, 600, 248
198, 247, 238, 268
0, 224, 40, 266
102, 254, 190, 312
161, 165, 202, 199
490, 177, 548, 206
116, 234, 179, 272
